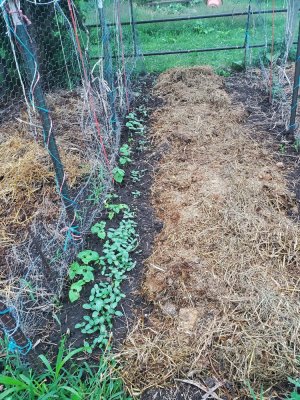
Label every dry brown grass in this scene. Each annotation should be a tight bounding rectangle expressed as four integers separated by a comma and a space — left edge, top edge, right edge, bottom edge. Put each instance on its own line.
119, 67, 300, 398
0, 91, 90, 248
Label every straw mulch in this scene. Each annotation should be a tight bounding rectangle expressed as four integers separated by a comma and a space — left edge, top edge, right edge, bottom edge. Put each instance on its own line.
0, 91, 90, 248
120, 67, 300, 398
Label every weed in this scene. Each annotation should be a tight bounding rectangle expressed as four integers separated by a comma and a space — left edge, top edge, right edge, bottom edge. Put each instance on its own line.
247, 382, 264, 400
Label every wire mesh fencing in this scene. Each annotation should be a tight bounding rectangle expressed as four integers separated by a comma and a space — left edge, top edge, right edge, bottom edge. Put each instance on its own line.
0, 0, 136, 350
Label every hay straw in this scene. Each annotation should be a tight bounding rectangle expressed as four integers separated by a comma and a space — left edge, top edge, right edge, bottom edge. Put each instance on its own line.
119, 67, 300, 398
0, 91, 93, 248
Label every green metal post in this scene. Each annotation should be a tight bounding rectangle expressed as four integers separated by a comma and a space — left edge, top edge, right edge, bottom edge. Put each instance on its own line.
244, 0, 251, 69
6, 1, 75, 223
128, 0, 138, 57
289, 20, 300, 135
97, 0, 117, 131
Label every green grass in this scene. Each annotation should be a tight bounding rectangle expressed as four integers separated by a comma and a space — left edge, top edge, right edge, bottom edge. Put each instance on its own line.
83, 0, 294, 73
0, 338, 131, 399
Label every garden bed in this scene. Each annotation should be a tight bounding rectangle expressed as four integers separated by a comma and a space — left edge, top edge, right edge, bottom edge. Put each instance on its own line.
117, 66, 300, 399
1, 65, 300, 400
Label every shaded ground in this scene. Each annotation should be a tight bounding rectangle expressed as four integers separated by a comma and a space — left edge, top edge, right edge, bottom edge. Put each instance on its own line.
119, 67, 300, 399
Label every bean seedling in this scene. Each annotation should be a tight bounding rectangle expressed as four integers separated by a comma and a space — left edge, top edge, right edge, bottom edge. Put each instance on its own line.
68, 250, 100, 302
119, 144, 132, 165
113, 167, 125, 183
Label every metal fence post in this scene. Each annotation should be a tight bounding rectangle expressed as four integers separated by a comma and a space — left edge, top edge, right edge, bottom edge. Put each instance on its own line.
289, 20, 300, 135
97, 0, 117, 131
5, 1, 75, 224
128, 0, 138, 57
244, 0, 251, 68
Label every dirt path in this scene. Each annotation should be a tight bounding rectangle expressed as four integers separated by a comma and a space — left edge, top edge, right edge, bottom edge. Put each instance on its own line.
120, 67, 300, 398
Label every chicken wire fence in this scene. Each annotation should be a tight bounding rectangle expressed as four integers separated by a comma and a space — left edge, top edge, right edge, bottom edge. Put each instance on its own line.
0, 0, 136, 351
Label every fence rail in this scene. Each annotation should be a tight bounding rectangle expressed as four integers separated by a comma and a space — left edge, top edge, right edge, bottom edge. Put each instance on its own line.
88, 6, 299, 60
86, 7, 295, 28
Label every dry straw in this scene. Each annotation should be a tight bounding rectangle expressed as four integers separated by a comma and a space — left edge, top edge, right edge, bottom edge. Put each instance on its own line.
0, 91, 90, 249
119, 67, 300, 398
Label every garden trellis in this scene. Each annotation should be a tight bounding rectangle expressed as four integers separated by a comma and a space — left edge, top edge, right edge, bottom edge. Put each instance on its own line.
0, 0, 136, 350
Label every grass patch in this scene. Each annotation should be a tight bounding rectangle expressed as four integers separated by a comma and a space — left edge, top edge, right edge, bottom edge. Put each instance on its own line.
0, 338, 131, 399
84, 0, 293, 73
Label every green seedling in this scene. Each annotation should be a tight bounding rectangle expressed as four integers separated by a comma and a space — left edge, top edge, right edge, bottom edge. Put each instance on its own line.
69, 279, 85, 303
126, 112, 144, 134
78, 205, 138, 350
78, 250, 100, 265
130, 169, 147, 183
113, 167, 125, 183
288, 378, 300, 400
137, 105, 147, 118
131, 190, 141, 198
91, 221, 106, 239
137, 138, 149, 151
119, 143, 132, 165
279, 143, 286, 154
69, 262, 94, 282
105, 203, 129, 220
106, 192, 118, 201
293, 138, 300, 153
68, 251, 100, 303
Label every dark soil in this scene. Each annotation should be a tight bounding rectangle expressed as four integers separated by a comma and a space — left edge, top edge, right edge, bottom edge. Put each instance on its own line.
30, 73, 161, 359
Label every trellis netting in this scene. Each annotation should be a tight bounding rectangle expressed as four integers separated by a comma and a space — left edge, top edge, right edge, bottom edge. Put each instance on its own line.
0, 0, 136, 351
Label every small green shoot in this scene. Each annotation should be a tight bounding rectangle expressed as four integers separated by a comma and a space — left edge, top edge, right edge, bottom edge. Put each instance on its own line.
130, 169, 147, 183
279, 143, 286, 154
113, 167, 125, 183
132, 190, 141, 198
119, 144, 132, 165
68, 251, 99, 302
91, 221, 106, 239
293, 138, 300, 153
78, 206, 138, 350
78, 250, 99, 265
105, 203, 129, 220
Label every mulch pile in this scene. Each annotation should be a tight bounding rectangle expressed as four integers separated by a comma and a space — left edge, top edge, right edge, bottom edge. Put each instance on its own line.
120, 66, 300, 398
